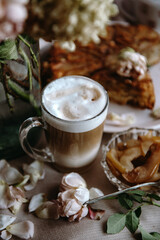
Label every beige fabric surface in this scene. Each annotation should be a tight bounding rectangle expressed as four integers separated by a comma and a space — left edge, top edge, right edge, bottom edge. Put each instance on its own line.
6, 133, 160, 240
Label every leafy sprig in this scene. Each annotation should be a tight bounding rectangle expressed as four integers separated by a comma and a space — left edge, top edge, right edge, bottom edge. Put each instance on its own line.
106, 190, 160, 240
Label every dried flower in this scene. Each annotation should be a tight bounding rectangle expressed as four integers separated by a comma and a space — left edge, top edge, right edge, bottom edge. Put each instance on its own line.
58, 187, 89, 218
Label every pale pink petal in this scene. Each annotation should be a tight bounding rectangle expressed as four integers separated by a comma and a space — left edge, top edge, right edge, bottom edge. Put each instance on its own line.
74, 187, 89, 204
69, 206, 88, 222
89, 187, 104, 199
1, 230, 12, 240
0, 181, 15, 209
0, 214, 16, 231
0, 159, 23, 185
88, 206, 105, 220
6, 221, 34, 239
60, 172, 87, 191
9, 186, 27, 214
29, 193, 46, 213
35, 201, 59, 219
63, 199, 81, 217
23, 161, 45, 191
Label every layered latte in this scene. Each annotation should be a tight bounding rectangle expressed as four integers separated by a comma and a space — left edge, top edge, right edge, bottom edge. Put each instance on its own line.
42, 76, 109, 171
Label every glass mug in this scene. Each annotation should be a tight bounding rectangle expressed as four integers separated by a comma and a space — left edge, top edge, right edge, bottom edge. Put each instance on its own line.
19, 76, 109, 172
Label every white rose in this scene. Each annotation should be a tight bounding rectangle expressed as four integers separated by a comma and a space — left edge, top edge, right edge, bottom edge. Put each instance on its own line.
58, 187, 89, 218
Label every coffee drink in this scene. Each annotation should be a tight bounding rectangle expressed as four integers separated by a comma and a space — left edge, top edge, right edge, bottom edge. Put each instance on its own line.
19, 75, 109, 172
41, 76, 109, 171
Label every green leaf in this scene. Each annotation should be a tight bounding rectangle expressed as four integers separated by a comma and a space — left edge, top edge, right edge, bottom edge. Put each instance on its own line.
150, 232, 160, 239
147, 194, 160, 201
0, 39, 18, 60
140, 226, 157, 240
7, 77, 30, 101
118, 193, 133, 209
127, 190, 146, 196
130, 194, 143, 203
135, 207, 142, 218
107, 213, 126, 234
126, 210, 139, 233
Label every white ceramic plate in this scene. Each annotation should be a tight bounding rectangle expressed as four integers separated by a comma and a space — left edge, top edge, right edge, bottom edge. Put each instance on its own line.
104, 62, 160, 132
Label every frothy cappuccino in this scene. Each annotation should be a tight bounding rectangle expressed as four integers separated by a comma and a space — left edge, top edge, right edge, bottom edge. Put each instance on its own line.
41, 76, 109, 171
42, 76, 108, 133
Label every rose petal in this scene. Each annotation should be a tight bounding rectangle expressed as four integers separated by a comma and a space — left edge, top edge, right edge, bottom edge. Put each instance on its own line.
0, 181, 15, 209
16, 175, 30, 188
6, 221, 34, 239
0, 159, 23, 185
63, 199, 81, 217
58, 189, 74, 202
68, 206, 88, 222
74, 187, 89, 204
0, 214, 16, 231
88, 206, 105, 220
89, 187, 104, 200
29, 193, 46, 213
10, 201, 23, 215
1, 230, 12, 240
9, 186, 27, 214
35, 201, 59, 219
23, 161, 45, 191
60, 172, 87, 191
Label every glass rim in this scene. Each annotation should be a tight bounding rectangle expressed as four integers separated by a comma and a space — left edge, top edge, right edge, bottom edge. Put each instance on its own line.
41, 75, 109, 124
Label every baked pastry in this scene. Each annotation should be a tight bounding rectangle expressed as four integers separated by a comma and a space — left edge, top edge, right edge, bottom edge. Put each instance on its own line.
42, 24, 160, 109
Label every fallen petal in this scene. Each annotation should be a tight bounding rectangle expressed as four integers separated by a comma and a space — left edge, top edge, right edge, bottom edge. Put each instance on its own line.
0, 159, 23, 185
29, 193, 46, 213
9, 201, 23, 215
0, 214, 16, 231
23, 161, 45, 191
1, 230, 12, 240
89, 187, 104, 200
88, 206, 105, 220
35, 201, 59, 219
9, 185, 28, 214
0, 181, 15, 209
6, 221, 34, 239
16, 175, 30, 188
9, 186, 27, 214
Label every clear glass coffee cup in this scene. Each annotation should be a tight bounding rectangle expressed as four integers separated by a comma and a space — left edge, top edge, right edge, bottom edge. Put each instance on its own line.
19, 76, 109, 172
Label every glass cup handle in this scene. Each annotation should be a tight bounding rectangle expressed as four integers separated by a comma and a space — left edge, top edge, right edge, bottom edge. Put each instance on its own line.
19, 117, 53, 162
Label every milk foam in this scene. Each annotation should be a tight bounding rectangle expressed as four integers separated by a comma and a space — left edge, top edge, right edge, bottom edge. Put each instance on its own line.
42, 76, 108, 133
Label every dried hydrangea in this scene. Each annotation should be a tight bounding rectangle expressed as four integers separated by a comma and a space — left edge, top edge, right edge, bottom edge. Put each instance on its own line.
0, 0, 29, 42
25, 0, 118, 50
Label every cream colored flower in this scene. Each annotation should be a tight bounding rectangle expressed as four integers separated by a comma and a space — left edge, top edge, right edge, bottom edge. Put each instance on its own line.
58, 187, 89, 218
